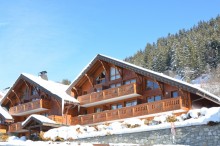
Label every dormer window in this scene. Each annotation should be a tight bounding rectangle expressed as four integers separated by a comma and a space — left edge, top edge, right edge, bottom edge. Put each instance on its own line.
110, 67, 121, 81
96, 71, 106, 84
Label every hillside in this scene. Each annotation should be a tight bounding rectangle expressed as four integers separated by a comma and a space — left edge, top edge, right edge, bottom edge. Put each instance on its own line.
125, 15, 220, 83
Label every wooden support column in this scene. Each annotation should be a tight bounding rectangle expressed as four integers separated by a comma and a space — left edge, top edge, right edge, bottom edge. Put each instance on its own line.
40, 125, 43, 135
28, 127, 31, 140
65, 105, 75, 125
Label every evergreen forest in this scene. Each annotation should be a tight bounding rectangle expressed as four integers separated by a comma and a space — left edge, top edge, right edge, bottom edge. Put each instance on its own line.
125, 15, 220, 83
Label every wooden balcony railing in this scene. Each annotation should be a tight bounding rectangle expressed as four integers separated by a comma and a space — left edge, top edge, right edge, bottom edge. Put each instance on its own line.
71, 97, 189, 125
9, 99, 51, 116
8, 122, 23, 133
78, 83, 141, 106
48, 115, 71, 125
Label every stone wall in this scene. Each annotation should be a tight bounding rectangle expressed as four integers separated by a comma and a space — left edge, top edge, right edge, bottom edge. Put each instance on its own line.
73, 124, 220, 146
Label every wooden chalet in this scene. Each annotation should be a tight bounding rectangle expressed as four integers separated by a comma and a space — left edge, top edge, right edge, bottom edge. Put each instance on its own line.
0, 54, 220, 138
67, 54, 220, 125
0, 71, 79, 137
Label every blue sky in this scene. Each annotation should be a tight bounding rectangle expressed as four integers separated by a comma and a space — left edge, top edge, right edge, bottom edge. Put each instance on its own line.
0, 0, 220, 90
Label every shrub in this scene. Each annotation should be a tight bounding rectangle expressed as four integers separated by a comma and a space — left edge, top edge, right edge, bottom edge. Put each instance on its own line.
54, 136, 64, 142
207, 121, 219, 126
166, 115, 177, 122
67, 137, 75, 142
143, 119, 150, 125
38, 132, 51, 141
0, 134, 9, 142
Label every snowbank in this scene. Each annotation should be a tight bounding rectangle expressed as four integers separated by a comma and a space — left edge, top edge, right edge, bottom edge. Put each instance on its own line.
43, 107, 220, 140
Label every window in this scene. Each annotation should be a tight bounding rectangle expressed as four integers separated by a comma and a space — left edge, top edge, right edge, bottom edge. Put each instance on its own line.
146, 80, 159, 90
125, 100, 137, 107
124, 79, 136, 85
95, 107, 103, 113
171, 91, 178, 98
31, 87, 39, 95
110, 83, 121, 88
96, 71, 106, 84
147, 95, 162, 103
42, 112, 49, 117
110, 67, 121, 81
111, 103, 123, 110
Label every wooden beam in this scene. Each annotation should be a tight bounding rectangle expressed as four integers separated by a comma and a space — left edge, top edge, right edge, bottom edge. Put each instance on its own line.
98, 60, 109, 76
12, 90, 21, 104
135, 73, 143, 84
54, 98, 61, 109
85, 74, 94, 87
155, 81, 164, 97
7, 97, 14, 106
73, 87, 79, 96
112, 65, 123, 78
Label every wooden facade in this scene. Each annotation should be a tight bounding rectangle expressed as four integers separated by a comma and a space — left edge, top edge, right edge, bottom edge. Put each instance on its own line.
1, 54, 220, 136
0, 74, 77, 136
67, 57, 194, 125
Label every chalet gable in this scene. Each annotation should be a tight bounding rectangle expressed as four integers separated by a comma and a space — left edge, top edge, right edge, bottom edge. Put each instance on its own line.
1, 73, 79, 107
67, 54, 220, 105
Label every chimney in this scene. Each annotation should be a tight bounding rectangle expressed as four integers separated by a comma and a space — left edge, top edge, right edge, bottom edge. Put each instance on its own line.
38, 71, 48, 80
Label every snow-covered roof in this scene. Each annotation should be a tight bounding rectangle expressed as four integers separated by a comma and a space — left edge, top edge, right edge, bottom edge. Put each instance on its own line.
67, 54, 220, 105
22, 114, 56, 127
0, 73, 79, 105
0, 106, 13, 120
22, 73, 79, 104
0, 91, 5, 101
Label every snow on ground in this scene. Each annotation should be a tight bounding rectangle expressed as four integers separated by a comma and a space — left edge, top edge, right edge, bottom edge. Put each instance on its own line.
1, 107, 219, 145
43, 107, 220, 141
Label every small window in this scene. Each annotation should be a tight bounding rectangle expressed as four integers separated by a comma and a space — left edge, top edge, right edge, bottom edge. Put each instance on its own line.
124, 79, 136, 85
31, 87, 39, 95
147, 97, 154, 103
155, 95, 162, 101
111, 103, 123, 110
147, 95, 162, 103
146, 80, 159, 90
171, 91, 178, 98
110, 67, 121, 81
96, 71, 106, 84
110, 83, 121, 88
95, 107, 103, 113
125, 100, 137, 107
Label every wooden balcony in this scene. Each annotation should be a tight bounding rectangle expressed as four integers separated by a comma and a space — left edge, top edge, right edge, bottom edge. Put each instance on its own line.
78, 83, 142, 107
71, 97, 189, 125
8, 122, 28, 133
9, 99, 51, 116
48, 115, 72, 125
